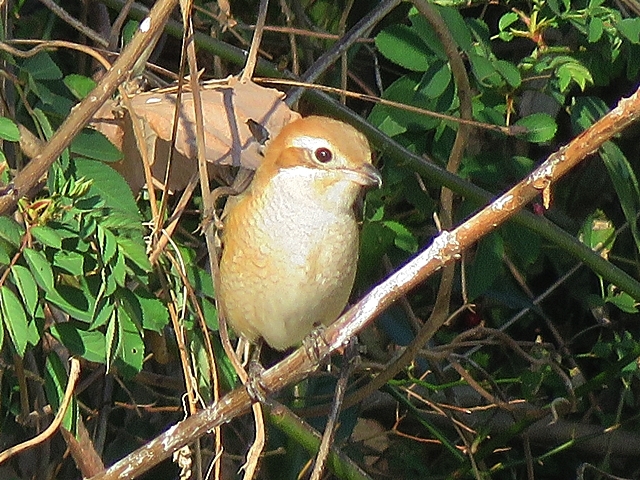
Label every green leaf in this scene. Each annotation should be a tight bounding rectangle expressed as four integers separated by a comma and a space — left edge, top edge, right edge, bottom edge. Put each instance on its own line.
0, 240, 11, 265
52, 250, 85, 275
375, 25, 433, 71
0, 117, 20, 141
569, 96, 608, 133
135, 289, 169, 332
419, 61, 452, 99
73, 158, 138, 217
0, 216, 24, 247
600, 142, 640, 253
105, 308, 118, 372
44, 353, 77, 433
514, 113, 557, 143
605, 290, 638, 313
438, 6, 473, 52
499, 12, 519, 31
71, 129, 123, 162
11, 265, 39, 317
468, 51, 503, 87
0, 285, 31, 355
588, 17, 604, 43
495, 60, 521, 88
383, 221, 419, 253
111, 250, 127, 287
45, 285, 94, 323
49, 322, 106, 363
117, 237, 151, 272
97, 225, 118, 264
467, 233, 504, 301
23, 248, 55, 292
31, 225, 63, 249
22, 51, 63, 80
556, 61, 593, 92
115, 305, 144, 377
64, 74, 96, 100
617, 17, 640, 43
579, 210, 616, 255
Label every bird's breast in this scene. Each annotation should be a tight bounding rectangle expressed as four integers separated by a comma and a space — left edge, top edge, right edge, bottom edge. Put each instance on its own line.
219, 168, 362, 350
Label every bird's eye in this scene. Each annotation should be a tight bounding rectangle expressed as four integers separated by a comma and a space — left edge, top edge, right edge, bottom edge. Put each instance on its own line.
314, 147, 333, 163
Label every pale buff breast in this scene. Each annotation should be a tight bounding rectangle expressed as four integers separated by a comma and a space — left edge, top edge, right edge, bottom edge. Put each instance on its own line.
219, 167, 361, 350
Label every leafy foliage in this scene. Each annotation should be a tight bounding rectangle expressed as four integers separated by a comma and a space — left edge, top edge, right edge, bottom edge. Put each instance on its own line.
1, 1, 640, 479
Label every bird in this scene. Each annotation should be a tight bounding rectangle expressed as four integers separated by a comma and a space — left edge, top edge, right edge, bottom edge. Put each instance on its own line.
218, 115, 381, 351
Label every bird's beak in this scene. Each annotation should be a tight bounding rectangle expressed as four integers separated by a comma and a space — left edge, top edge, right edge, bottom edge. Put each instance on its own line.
343, 163, 382, 188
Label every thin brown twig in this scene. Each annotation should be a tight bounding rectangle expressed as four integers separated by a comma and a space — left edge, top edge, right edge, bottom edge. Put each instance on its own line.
256, 77, 514, 135
38, 0, 109, 47
240, 0, 269, 83
0, 357, 80, 464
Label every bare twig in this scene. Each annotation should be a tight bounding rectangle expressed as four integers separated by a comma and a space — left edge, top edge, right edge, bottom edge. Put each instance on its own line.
38, 0, 109, 47
240, 0, 269, 83
286, 0, 402, 105
0, 357, 80, 464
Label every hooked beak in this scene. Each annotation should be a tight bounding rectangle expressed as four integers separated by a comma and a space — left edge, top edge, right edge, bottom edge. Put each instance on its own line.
343, 163, 382, 188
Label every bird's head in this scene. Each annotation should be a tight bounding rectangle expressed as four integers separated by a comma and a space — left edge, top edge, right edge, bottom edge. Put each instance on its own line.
252, 116, 382, 198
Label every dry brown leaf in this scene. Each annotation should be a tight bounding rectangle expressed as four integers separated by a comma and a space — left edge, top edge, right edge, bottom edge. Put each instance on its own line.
92, 77, 300, 192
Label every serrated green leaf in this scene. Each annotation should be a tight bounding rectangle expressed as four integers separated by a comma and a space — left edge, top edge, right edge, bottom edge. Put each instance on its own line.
111, 250, 127, 287
557, 61, 593, 92
137, 290, 169, 332
375, 25, 433, 71
31, 225, 63, 249
91, 298, 114, 330
0, 240, 12, 265
117, 237, 151, 272
201, 297, 218, 331
64, 74, 96, 100
0, 285, 30, 355
0, 117, 20, 141
495, 60, 521, 88
52, 250, 85, 275
23, 248, 54, 292
97, 225, 117, 264
468, 51, 503, 87
0, 216, 24, 247
11, 265, 38, 317
73, 158, 138, 218
514, 113, 557, 143
71, 129, 123, 162
49, 322, 106, 363
45, 285, 94, 323
22, 51, 62, 80
383, 221, 418, 253
438, 6, 473, 52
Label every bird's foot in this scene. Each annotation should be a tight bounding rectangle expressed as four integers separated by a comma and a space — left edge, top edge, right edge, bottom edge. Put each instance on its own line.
245, 360, 269, 404
302, 324, 330, 365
